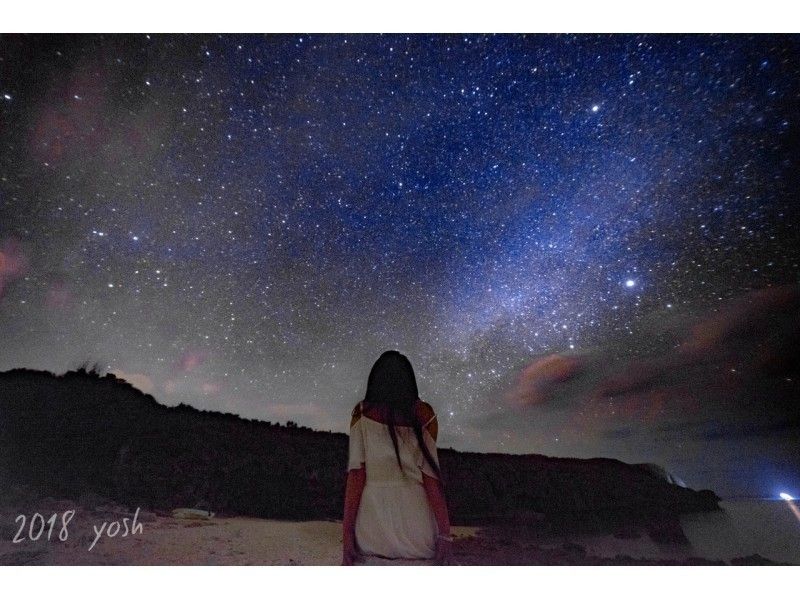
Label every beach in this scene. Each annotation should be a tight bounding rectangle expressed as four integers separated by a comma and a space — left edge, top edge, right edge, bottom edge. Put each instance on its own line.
2, 498, 797, 565
0, 501, 477, 565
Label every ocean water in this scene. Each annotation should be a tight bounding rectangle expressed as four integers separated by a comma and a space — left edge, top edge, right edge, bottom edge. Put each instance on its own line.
679, 499, 800, 565
558, 499, 800, 564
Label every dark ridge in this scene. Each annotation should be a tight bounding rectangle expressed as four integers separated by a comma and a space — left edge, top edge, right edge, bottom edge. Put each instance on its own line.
0, 368, 720, 524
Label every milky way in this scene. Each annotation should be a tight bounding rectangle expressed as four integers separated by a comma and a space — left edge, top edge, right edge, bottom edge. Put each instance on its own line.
1, 34, 798, 494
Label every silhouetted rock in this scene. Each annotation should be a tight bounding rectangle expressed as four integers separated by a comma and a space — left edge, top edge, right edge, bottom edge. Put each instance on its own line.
612, 527, 641, 539
646, 515, 690, 544
730, 554, 790, 565
0, 368, 721, 525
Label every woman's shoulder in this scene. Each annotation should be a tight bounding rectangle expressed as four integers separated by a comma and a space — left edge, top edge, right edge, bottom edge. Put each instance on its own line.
350, 401, 363, 428
349, 399, 436, 428
414, 400, 438, 440
414, 399, 436, 422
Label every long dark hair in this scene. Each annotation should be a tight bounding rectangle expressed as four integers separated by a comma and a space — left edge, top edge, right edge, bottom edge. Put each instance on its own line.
363, 350, 442, 481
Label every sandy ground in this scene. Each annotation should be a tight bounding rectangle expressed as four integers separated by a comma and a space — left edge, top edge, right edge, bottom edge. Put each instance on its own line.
0, 506, 478, 565
1, 499, 797, 565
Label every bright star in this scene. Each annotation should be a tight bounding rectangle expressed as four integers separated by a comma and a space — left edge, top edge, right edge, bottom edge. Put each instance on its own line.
591, 104, 600, 112
625, 279, 636, 288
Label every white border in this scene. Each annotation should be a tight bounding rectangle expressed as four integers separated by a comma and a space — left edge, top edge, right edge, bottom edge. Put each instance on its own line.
2, 3, 799, 592
2, 565, 800, 597
1, 1, 799, 33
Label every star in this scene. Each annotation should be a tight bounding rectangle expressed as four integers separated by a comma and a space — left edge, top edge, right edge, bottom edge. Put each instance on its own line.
0, 34, 796, 498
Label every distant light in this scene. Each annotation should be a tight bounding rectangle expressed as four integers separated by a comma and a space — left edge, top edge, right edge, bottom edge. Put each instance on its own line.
3, 93, 11, 101
780, 492, 794, 501
625, 279, 636, 288
591, 104, 600, 112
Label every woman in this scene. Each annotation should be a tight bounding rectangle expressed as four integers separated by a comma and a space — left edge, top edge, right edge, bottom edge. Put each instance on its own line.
342, 350, 453, 565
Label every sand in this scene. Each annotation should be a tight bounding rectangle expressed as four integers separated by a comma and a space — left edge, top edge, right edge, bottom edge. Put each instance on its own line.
2, 499, 797, 565
0, 503, 479, 565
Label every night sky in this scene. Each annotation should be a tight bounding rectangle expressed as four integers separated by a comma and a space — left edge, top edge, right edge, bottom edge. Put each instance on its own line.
1, 34, 798, 497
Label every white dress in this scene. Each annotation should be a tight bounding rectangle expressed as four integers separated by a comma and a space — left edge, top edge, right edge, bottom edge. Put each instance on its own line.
347, 401, 441, 560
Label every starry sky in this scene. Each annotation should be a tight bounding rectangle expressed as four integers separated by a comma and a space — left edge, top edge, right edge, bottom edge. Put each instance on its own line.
1, 34, 798, 497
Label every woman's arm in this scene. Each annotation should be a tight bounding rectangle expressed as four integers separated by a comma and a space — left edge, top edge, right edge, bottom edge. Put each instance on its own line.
342, 466, 366, 564
417, 401, 452, 563
422, 472, 450, 536
422, 471, 453, 565
418, 401, 449, 535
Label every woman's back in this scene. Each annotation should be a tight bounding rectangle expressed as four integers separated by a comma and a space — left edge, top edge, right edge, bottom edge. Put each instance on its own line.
348, 399, 440, 559
351, 400, 440, 483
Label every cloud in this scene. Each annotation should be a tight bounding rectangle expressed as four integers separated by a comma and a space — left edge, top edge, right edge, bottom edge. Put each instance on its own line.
28, 57, 171, 168
680, 285, 800, 359
200, 382, 221, 395
45, 279, 74, 310
594, 286, 799, 434
591, 284, 800, 402
0, 238, 28, 301
509, 285, 800, 439
175, 350, 208, 372
504, 353, 584, 406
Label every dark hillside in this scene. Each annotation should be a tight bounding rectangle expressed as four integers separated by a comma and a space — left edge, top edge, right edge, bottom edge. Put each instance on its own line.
0, 368, 719, 527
